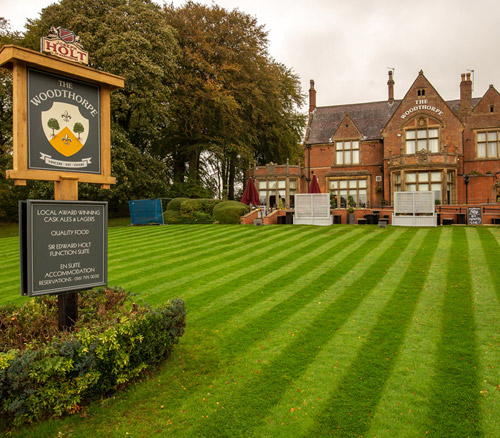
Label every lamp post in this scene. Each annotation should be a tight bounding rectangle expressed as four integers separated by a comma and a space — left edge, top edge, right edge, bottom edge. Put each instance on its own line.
463, 174, 470, 205
306, 144, 311, 191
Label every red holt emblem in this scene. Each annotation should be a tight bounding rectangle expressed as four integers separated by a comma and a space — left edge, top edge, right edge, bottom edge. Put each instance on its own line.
58, 28, 75, 43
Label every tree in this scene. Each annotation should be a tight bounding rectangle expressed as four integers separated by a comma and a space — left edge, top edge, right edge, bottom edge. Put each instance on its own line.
15, 0, 179, 215
23, 0, 179, 154
47, 118, 59, 136
162, 2, 306, 198
73, 122, 84, 140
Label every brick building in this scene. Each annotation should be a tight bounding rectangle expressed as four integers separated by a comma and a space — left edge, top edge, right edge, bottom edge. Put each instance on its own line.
250, 70, 500, 211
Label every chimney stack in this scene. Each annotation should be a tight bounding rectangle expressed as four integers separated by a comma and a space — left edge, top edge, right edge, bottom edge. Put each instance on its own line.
387, 70, 395, 104
309, 79, 316, 113
460, 72, 472, 116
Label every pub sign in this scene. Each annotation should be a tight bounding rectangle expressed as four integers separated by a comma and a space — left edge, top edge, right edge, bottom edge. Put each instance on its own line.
28, 68, 101, 174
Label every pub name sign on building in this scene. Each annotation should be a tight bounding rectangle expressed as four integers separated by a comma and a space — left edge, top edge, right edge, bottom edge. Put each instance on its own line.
251, 70, 500, 212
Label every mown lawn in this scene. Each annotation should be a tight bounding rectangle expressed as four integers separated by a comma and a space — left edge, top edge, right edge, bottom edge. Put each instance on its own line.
1, 224, 499, 437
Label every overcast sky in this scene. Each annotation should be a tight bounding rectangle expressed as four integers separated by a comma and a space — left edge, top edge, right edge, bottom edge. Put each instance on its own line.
3, 0, 500, 111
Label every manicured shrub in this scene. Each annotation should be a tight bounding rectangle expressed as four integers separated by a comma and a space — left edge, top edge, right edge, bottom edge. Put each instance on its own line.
180, 198, 221, 216
163, 209, 182, 224
164, 198, 221, 224
213, 201, 250, 224
0, 288, 186, 426
166, 197, 190, 211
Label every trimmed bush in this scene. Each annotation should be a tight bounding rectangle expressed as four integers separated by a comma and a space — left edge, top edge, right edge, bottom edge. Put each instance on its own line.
166, 198, 190, 211
0, 289, 186, 426
164, 198, 221, 224
213, 201, 250, 224
180, 198, 221, 216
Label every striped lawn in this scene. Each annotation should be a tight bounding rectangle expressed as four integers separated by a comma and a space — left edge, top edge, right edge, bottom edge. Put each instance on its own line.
1, 224, 499, 438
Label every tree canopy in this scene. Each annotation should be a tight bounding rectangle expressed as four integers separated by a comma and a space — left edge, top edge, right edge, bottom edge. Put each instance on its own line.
162, 1, 305, 198
0, 0, 306, 217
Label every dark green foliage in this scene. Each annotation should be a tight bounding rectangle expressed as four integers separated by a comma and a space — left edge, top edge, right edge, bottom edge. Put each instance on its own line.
164, 198, 221, 224
78, 128, 171, 216
180, 198, 221, 216
166, 197, 191, 211
212, 200, 250, 224
0, 288, 186, 426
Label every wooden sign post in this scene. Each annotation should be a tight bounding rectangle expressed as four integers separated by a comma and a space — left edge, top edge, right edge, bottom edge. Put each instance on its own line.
0, 44, 124, 329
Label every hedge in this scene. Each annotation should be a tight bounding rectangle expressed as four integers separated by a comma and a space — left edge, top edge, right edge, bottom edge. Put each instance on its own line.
165, 198, 191, 211
213, 201, 250, 224
164, 198, 222, 224
0, 288, 186, 426
179, 198, 221, 216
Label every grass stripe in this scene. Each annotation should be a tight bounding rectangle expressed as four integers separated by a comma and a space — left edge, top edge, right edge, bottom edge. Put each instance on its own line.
147, 228, 409, 437
217, 228, 402, 358
477, 227, 500, 303
109, 226, 265, 283
190, 227, 367, 328
111, 227, 325, 300
192, 229, 418, 437
366, 227, 450, 437
248, 229, 430, 437
427, 227, 482, 437
307, 227, 439, 437
469, 228, 500, 437
163, 226, 346, 301
108, 225, 242, 259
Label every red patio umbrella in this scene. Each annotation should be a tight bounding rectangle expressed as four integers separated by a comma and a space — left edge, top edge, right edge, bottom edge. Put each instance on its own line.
309, 174, 321, 193
241, 177, 260, 206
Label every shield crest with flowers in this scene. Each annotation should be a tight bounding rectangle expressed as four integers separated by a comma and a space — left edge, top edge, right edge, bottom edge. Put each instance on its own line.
41, 102, 89, 157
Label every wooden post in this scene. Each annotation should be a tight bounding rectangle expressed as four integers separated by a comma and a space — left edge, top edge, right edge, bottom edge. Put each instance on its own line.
0, 45, 124, 331
55, 177, 79, 331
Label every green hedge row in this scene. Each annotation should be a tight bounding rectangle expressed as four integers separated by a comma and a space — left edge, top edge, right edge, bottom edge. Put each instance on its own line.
164, 198, 222, 224
0, 289, 186, 426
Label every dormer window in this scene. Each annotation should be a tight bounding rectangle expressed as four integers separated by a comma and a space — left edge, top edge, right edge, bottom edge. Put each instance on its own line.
336, 140, 360, 165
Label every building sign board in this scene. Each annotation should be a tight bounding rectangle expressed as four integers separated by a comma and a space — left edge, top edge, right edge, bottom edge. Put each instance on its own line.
467, 207, 482, 225
401, 99, 444, 119
41, 27, 89, 65
28, 68, 101, 173
20, 200, 108, 296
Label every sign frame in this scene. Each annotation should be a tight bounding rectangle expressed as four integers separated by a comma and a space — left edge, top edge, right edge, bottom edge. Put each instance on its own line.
0, 45, 124, 188
27, 68, 101, 174
20, 200, 108, 297
467, 207, 482, 225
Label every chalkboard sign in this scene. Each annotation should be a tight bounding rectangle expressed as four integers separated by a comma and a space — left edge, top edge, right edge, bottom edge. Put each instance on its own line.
468, 207, 482, 225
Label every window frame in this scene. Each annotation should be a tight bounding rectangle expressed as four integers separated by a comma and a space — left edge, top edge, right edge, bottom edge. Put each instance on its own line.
335, 139, 360, 165
405, 126, 439, 154
476, 130, 500, 159
329, 177, 368, 208
256, 178, 298, 208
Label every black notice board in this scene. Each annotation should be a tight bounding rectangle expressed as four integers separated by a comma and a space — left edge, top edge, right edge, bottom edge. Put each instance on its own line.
468, 207, 482, 225
19, 200, 108, 296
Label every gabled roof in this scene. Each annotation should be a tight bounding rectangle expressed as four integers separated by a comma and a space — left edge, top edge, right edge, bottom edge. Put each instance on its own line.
306, 100, 402, 144
306, 97, 481, 145
445, 98, 481, 114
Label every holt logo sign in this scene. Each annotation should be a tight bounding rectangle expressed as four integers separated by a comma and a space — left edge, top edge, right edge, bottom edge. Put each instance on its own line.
41, 27, 89, 65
